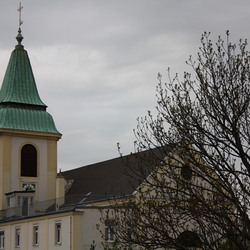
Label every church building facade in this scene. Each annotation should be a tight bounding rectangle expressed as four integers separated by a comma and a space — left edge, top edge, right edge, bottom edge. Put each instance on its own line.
0, 28, 201, 250
0, 27, 142, 250
0, 29, 108, 250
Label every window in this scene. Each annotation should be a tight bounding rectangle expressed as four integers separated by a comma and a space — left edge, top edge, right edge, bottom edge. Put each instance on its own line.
7, 197, 11, 207
181, 165, 192, 180
18, 196, 31, 216
0, 231, 4, 249
21, 144, 37, 177
7, 196, 15, 207
21, 197, 29, 216
55, 222, 61, 245
127, 222, 133, 240
33, 225, 39, 246
177, 231, 201, 249
17, 196, 21, 206
15, 228, 20, 248
105, 220, 115, 242
5, 192, 34, 215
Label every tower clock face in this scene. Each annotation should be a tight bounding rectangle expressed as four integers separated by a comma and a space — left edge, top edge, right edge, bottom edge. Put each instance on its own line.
22, 183, 36, 191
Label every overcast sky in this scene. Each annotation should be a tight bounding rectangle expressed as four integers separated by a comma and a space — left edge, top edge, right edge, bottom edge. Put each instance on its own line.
0, 1, 249, 170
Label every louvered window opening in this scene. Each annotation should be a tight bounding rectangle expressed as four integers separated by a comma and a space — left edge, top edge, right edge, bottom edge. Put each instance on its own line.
21, 144, 37, 177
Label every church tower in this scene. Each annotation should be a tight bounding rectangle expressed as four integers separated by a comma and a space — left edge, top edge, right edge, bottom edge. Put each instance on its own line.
0, 29, 61, 210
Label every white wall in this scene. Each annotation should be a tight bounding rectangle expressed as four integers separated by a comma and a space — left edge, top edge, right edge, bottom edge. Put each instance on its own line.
0, 213, 72, 250
0, 208, 111, 250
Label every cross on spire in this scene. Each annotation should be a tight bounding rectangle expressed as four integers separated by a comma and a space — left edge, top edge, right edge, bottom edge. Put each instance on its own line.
16, 2, 24, 45
17, 2, 23, 28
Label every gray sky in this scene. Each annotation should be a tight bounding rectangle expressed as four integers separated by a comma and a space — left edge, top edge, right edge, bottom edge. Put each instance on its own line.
0, 1, 249, 170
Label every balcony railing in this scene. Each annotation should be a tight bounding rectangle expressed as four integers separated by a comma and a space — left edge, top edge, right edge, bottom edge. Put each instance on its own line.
0, 193, 109, 221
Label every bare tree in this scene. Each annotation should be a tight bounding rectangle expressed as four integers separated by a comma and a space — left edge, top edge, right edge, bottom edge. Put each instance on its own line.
104, 32, 250, 250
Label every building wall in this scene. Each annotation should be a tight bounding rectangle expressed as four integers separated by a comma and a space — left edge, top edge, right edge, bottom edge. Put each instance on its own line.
0, 208, 114, 250
11, 137, 48, 202
0, 132, 59, 210
0, 134, 11, 210
80, 208, 104, 250
0, 211, 83, 250
47, 139, 58, 201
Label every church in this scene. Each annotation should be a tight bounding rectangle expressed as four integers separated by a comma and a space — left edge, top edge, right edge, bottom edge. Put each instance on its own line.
0, 26, 172, 250
0, 22, 206, 249
0, 27, 133, 249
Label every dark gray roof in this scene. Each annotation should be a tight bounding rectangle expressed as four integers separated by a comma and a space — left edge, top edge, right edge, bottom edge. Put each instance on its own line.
61, 146, 175, 204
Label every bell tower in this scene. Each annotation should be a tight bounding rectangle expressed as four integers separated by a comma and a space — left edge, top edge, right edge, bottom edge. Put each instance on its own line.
0, 27, 61, 210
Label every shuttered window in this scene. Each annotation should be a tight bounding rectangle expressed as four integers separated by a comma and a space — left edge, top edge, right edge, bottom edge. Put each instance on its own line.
21, 144, 37, 177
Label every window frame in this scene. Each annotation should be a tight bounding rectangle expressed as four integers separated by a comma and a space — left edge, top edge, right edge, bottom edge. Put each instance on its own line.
55, 222, 62, 245
180, 164, 192, 180
105, 220, 115, 242
33, 225, 39, 246
177, 230, 201, 248
15, 227, 20, 248
20, 144, 38, 177
0, 230, 4, 249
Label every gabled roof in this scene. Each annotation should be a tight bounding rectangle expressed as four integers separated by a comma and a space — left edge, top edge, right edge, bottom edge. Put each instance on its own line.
62, 146, 174, 204
0, 29, 60, 134
62, 156, 135, 203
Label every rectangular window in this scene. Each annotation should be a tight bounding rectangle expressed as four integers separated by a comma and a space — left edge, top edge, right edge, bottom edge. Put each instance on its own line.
7, 197, 15, 207
7, 198, 10, 207
105, 220, 115, 242
21, 197, 29, 216
15, 228, 20, 248
55, 222, 61, 245
0, 231, 4, 249
17, 196, 21, 206
33, 225, 39, 246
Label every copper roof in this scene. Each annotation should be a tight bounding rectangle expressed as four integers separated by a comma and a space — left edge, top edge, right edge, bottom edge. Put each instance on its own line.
0, 30, 60, 134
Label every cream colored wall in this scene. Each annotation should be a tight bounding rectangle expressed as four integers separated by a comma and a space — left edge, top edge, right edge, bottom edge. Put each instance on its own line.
71, 213, 82, 250
0, 129, 60, 210
48, 216, 71, 250
0, 211, 80, 250
11, 137, 48, 201
0, 207, 115, 250
80, 208, 106, 250
0, 135, 58, 209
47, 140, 58, 201
0, 135, 11, 210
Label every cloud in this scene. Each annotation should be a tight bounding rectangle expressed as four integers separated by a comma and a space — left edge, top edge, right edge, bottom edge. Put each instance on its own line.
0, 0, 250, 170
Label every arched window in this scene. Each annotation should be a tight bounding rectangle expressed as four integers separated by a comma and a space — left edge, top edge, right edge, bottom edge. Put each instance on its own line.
177, 231, 201, 249
21, 144, 37, 177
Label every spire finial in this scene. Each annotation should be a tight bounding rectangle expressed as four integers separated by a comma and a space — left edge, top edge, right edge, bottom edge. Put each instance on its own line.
16, 3, 24, 45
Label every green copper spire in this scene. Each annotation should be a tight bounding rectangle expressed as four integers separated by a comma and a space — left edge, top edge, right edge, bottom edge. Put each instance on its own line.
0, 30, 60, 134
0, 30, 46, 107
